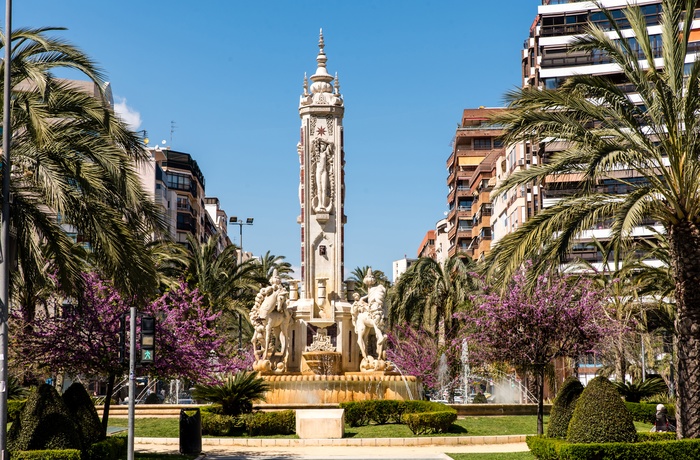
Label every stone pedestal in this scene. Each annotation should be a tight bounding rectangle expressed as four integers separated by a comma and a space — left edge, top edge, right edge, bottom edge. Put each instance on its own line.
296, 409, 345, 439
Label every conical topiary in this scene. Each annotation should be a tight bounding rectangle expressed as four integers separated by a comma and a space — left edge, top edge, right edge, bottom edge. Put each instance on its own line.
566, 376, 637, 443
8, 383, 82, 452
547, 377, 584, 438
63, 382, 104, 446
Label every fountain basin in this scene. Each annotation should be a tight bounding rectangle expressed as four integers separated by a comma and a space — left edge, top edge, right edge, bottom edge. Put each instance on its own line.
301, 351, 342, 375
261, 373, 421, 405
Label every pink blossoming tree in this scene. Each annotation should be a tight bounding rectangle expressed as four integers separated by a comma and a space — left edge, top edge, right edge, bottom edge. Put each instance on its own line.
13, 272, 245, 436
457, 267, 614, 434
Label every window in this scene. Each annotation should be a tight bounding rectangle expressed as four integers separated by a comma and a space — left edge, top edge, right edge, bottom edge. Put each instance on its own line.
473, 138, 492, 150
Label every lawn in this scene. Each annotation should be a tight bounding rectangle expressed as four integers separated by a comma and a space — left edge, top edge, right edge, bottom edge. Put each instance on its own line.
109, 415, 654, 438
110, 415, 547, 438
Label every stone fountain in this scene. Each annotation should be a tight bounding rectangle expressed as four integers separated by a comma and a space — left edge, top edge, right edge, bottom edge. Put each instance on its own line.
246, 31, 419, 405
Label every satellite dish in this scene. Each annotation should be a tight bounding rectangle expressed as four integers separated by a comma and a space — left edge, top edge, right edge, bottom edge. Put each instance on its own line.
161, 140, 167, 145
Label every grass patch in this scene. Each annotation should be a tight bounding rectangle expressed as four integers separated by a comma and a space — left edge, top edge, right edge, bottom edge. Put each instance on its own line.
109, 415, 653, 439
344, 416, 543, 438
447, 453, 534, 460
108, 418, 179, 437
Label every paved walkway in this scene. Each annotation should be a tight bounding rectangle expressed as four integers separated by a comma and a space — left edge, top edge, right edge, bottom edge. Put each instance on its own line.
135, 436, 530, 459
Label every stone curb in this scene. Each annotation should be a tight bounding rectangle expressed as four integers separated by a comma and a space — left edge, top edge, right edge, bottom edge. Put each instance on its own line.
135, 435, 527, 447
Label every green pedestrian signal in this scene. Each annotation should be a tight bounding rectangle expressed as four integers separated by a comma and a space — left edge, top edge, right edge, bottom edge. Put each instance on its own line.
140, 315, 156, 364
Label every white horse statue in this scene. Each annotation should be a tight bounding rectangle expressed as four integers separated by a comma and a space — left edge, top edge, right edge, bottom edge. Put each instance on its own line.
250, 270, 294, 373
351, 269, 390, 371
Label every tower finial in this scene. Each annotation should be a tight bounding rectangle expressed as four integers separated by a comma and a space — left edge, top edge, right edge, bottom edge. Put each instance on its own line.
309, 28, 333, 94
334, 72, 340, 95
303, 72, 309, 96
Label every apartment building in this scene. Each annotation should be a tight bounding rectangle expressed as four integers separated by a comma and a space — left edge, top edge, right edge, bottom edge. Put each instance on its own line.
445, 108, 506, 261
496, 0, 673, 267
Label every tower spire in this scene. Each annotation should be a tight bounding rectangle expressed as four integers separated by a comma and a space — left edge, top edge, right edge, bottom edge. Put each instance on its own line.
310, 28, 333, 94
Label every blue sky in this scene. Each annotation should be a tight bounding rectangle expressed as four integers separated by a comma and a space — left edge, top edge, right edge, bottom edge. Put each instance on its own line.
7, 1, 539, 278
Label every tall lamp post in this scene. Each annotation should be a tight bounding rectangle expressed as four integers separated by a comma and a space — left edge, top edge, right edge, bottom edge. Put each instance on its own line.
228, 216, 253, 351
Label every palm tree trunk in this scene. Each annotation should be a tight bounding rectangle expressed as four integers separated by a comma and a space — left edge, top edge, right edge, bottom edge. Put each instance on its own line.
668, 222, 700, 438
101, 372, 116, 439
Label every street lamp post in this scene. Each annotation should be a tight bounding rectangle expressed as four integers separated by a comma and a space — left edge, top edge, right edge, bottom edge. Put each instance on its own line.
228, 216, 253, 351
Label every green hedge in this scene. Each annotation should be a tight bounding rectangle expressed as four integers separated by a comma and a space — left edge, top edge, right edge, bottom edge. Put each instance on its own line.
401, 410, 457, 435
243, 410, 295, 436
636, 432, 676, 442
10, 450, 81, 460
626, 402, 676, 423
201, 412, 240, 436
8, 400, 25, 422
527, 435, 700, 460
82, 436, 127, 460
339, 400, 452, 427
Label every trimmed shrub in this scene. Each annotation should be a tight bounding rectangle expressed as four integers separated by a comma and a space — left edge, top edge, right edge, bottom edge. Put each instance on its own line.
339, 400, 450, 427
243, 410, 295, 436
560, 438, 700, 459
339, 402, 369, 427
472, 393, 487, 404
8, 384, 81, 452
62, 382, 104, 448
201, 412, 239, 436
566, 376, 637, 444
528, 435, 700, 460
637, 431, 676, 442
144, 393, 162, 404
11, 449, 81, 460
8, 399, 26, 423
365, 399, 401, 424
83, 436, 127, 460
626, 401, 676, 424
547, 377, 584, 439
403, 400, 451, 414
526, 435, 565, 460
401, 410, 457, 435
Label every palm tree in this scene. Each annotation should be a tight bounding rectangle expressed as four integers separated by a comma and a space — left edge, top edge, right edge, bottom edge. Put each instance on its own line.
486, 0, 700, 437
3, 27, 164, 314
348, 265, 390, 296
390, 256, 475, 346
183, 234, 262, 352
255, 251, 294, 282
191, 371, 269, 416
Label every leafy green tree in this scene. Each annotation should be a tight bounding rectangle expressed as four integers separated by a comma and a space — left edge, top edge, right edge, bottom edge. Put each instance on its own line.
487, 0, 700, 437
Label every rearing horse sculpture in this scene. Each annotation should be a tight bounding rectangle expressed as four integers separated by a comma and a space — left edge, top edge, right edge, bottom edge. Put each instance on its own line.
250, 270, 294, 372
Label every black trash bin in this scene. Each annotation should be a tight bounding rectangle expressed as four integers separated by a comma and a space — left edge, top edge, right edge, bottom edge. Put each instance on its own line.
179, 408, 202, 454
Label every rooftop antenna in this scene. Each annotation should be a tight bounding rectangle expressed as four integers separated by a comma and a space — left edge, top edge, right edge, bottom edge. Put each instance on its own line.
170, 121, 176, 145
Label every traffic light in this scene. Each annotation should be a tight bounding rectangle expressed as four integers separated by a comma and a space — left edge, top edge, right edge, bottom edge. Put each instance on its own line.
140, 315, 156, 364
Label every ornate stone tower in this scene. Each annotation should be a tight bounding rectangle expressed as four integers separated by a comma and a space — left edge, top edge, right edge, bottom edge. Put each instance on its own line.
297, 29, 346, 312
285, 30, 358, 373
